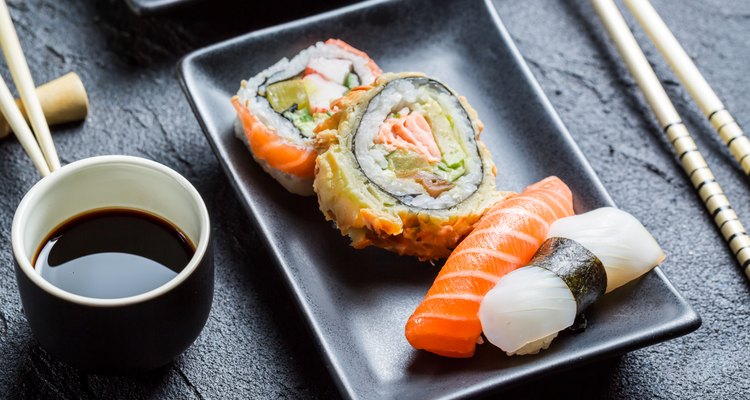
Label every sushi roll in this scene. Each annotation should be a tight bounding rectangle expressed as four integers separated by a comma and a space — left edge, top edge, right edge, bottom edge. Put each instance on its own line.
478, 207, 666, 356
313, 72, 503, 260
232, 39, 382, 196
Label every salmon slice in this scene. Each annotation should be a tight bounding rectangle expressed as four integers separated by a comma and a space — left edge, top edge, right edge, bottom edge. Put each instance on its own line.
231, 96, 316, 178
404, 176, 574, 358
376, 111, 441, 162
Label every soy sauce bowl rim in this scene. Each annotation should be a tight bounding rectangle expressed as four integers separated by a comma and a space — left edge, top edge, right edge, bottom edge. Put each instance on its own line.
11, 155, 211, 307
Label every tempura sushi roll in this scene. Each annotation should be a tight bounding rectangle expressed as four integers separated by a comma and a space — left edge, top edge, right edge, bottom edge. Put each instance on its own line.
313, 73, 503, 260
232, 39, 382, 195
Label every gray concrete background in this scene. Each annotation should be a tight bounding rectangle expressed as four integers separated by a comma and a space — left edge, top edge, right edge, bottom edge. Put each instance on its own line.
0, 0, 747, 398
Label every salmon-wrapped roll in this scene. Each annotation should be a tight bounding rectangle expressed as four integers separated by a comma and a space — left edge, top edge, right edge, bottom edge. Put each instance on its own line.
232, 39, 382, 195
313, 72, 504, 260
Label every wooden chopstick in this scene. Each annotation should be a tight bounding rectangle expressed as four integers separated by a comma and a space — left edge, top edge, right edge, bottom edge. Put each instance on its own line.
623, 0, 750, 176
0, 76, 49, 176
591, 0, 750, 280
0, 0, 60, 172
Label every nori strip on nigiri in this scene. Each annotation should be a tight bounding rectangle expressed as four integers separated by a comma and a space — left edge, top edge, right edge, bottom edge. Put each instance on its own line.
530, 237, 607, 313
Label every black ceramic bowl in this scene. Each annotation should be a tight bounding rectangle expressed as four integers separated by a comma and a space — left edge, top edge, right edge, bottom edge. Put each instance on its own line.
11, 156, 213, 372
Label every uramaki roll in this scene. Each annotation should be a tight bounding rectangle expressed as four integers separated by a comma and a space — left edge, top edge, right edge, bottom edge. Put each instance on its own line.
313, 72, 505, 260
232, 39, 382, 196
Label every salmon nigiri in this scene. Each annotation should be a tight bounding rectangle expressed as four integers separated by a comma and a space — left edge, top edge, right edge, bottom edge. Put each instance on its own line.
405, 176, 574, 358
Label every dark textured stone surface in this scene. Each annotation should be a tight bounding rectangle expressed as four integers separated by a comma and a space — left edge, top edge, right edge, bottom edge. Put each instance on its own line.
0, 0, 746, 398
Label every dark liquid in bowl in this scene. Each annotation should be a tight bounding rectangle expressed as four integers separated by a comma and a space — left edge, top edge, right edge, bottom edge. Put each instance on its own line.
33, 209, 195, 299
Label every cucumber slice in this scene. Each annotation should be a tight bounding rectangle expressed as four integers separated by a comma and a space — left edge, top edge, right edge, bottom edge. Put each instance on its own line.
283, 108, 315, 136
266, 79, 309, 113
344, 73, 361, 89
435, 161, 465, 182
442, 150, 465, 168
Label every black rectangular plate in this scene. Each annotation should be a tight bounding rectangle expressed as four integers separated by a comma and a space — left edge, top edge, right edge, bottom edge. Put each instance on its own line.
125, 0, 199, 15
178, 0, 700, 398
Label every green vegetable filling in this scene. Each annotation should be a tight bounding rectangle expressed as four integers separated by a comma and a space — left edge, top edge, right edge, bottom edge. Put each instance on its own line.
281, 108, 330, 137
382, 96, 469, 184
266, 77, 341, 136
344, 73, 361, 89
282, 108, 314, 135
436, 160, 466, 182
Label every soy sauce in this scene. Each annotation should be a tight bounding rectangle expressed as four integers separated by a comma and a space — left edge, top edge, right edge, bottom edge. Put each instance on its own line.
33, 209, 195, 299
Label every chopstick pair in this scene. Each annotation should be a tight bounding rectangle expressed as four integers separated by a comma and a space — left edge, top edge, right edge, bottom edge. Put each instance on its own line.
624, 0, 750, 174
591, 0, 750, 280
0, 0, 58, 177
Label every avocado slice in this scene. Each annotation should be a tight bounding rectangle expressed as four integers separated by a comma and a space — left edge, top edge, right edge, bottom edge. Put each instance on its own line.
420, 102, 465, 168
387, 149, 431, 173
266, 79, 309, 113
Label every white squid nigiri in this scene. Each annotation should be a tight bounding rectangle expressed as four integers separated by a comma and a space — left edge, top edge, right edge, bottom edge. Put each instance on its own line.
548, 207, 666, 292
478, 265, 577, 355
478, 207, 665, 356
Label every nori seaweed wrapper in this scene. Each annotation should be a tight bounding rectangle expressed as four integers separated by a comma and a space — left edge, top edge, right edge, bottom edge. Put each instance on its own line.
529, 237, 607, 313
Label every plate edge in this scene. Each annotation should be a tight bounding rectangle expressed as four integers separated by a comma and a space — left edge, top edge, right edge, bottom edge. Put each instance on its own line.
177, 0, 395, 68
125, 0, 198, 15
